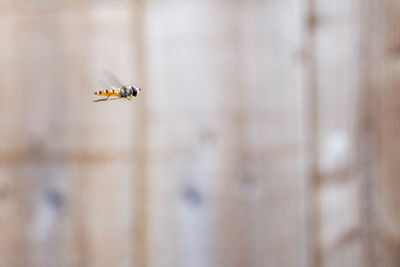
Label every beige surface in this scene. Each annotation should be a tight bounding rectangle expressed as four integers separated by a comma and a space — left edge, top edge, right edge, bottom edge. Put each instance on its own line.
0, 0, 396, 267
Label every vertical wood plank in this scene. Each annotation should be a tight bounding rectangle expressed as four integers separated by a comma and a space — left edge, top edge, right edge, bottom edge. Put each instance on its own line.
145, 2, 221, 266
306, 0, 363, 266
144, 0, 308, 267
0, 11, 23, 267
217, 0, 308, 266
61, 3, 142, 267
364, 1, 400, 266
0, 7, 72, 266
0, 2, 141, 266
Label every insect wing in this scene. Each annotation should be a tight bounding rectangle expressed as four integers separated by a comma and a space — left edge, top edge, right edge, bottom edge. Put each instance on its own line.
102, 71, 128, 90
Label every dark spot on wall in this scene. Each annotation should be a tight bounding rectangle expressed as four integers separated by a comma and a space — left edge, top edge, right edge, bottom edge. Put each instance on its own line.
307, 13, 319, 32
183, 186, 202, 207
45, 189, 64, 210
240, 173, 257, 190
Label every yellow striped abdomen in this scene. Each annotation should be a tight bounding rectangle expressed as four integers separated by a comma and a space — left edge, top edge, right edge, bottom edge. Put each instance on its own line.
94, 89, 119, 96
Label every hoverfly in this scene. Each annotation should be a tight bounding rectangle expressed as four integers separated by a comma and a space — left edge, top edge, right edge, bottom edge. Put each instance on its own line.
93, 72, 142, 102
93, 85, 142, 102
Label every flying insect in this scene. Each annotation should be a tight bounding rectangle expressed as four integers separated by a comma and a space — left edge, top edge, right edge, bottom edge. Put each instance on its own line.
93, 85, 141, 102
93, 72, 142, 102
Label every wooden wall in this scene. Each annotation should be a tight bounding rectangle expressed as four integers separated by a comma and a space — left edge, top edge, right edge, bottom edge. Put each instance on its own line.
0, 0, 398, 267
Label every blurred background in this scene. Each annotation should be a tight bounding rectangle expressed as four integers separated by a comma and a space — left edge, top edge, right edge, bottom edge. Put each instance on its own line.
0, 0, 399, 266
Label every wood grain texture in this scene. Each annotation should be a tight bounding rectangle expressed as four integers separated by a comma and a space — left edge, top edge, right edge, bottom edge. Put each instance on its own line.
363, 1, 400, 266
0, 1, 141, 267
306, 0, 363, 266
144, 1, 307, 267
0, 0, 398, 267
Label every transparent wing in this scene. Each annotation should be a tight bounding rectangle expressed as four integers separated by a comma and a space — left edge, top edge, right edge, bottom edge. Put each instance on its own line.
102, 71, 128, 90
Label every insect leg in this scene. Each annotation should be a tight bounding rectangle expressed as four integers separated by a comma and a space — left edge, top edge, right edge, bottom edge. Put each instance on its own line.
93, 95, 123, 102
93, 98, 108, 102
93, 95, 112, 102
